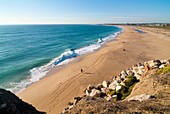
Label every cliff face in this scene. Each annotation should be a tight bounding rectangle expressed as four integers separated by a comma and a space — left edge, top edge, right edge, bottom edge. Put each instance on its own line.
0, 89, 45, 114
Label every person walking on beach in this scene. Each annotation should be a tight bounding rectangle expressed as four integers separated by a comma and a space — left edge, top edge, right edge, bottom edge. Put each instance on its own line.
81, 68, 83, 73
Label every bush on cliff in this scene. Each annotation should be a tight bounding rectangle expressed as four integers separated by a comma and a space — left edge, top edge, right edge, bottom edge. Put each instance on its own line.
124, 75, 139, 87
157, 66, 170, 74
107, 89, 116, 96
116, 76, 139, 100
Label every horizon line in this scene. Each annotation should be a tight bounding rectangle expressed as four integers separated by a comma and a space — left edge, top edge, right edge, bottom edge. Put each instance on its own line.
0, 22, 170, 26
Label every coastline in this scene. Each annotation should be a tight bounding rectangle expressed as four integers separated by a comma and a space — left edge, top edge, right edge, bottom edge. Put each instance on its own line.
8, 25, 122, 94
18, 26, 170, 114
39, 26, 123, 80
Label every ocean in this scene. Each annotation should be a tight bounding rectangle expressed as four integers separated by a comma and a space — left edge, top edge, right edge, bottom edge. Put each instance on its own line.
0, 24, 122, 93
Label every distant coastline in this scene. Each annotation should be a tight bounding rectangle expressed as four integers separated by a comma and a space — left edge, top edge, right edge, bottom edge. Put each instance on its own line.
104, 23, 170, 30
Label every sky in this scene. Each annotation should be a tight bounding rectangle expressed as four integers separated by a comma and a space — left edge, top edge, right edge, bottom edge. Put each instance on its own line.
0, 0, 170, 24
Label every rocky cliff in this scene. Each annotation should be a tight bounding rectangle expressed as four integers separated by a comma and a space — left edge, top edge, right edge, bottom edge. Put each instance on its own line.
0, 89, 45, 114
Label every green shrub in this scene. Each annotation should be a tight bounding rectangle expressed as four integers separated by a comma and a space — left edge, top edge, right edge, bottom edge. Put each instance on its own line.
116, 93, 122, 100
124, 75, 138, 87
116, 85, 128, 100
122, 83, 137, 99
107, 89, 116, 96
116, 85, 128, 94
116, 77, 139, 100
157, 66, 170, 74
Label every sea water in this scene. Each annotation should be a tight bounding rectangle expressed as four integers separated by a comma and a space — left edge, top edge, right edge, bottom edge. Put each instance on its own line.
0, 24, 122, 93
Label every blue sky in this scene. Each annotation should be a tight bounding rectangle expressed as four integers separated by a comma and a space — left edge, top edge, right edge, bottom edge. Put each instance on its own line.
0, 0, 170, 24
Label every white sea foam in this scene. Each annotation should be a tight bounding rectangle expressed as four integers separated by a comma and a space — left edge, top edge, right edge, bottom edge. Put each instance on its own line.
8, 29, 123, 94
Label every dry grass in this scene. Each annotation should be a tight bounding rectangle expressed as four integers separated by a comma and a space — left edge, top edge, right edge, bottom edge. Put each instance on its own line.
65, 71, 170, 114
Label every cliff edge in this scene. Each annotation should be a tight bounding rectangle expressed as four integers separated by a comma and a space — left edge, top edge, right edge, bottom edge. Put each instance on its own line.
0, 89, 45, 114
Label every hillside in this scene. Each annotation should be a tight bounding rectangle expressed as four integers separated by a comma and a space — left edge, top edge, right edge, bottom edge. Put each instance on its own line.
62, 59, 170, 114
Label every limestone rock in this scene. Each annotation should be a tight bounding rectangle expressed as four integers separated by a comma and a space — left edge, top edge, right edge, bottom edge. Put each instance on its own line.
73, 97, 82, 105
85, 90, 90, 96
128, 94, 155, 102
86, 85, 95, 91
161, 59, 170, 65
105, 96, 112, 101
134, 73, 141, 80
102, 81, 110, 88
101, 88, 107, 94
96, 84, 103, 90
137, 63, 144, 67
120, 82, 125, 86
147, 60, 155, 68
89, 89, 101, 97
112, 95, 117, 98
85, 85, 96, 95
161, 60, 167, 64
116, 85, 122, 91
105, 95, 117, 101
120, 70, 128, 79
126, 70, 134, 76
148, 60, 161, 68
68, 105, 74, 109
108, 80, 119, 90
68, 102, 73, 106
159, 64, 166, 69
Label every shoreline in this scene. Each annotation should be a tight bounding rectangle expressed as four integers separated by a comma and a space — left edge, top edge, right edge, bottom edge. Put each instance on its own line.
18, 26, 170, 114
42, 26, 123, 81
11, 25, 122, 94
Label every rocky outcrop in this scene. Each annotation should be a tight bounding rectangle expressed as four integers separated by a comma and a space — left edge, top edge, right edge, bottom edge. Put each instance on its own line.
128, 94, 155, 102
0, 89, 45, 114
64, 90, 170, 114
62, 59, 170, 113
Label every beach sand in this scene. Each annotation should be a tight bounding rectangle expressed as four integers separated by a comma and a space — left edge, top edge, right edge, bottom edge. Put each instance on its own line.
18, 26, 170, 114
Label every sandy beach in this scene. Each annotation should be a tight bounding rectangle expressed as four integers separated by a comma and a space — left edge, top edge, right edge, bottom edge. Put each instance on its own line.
18, 26, 170, 114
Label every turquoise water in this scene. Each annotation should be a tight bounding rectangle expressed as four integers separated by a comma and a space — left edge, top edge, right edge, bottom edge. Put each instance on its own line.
0, 25, 122, 93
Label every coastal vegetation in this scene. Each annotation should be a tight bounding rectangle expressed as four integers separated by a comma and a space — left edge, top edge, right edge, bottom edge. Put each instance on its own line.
62, 59, 170, 114
117, 82, 138, 100
102, 75, 139, 101
156, 66, 170, 74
